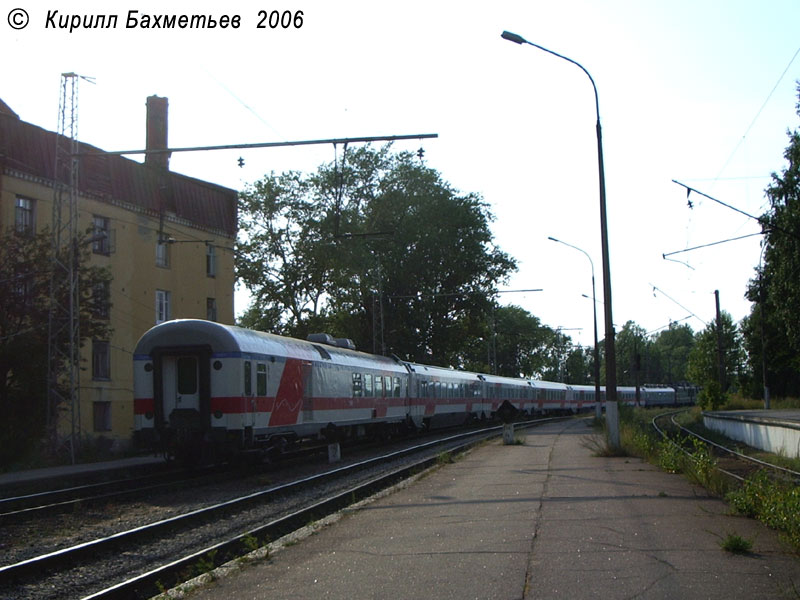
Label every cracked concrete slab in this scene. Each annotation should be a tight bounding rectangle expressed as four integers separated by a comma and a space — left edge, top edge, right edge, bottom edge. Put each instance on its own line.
189, 419, 800, 600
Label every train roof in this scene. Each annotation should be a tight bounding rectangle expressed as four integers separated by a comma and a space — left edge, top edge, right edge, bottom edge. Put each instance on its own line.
407, 362, 484, 382
133, 320, 406, 372
530, 379, 570, 390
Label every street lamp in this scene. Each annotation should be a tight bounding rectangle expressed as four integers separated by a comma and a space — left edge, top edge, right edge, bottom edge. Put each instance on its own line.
549, 236, 601, 420
502, 30, 619, 447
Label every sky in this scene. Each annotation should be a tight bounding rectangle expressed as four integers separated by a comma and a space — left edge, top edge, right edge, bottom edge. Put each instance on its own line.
4, 0, 800, 350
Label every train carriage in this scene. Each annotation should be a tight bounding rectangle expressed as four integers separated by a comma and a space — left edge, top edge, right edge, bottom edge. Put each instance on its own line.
405, 363, 484, 429
133, 320, 409, 458
133, 320, 691, 461
530, 379, 571, 413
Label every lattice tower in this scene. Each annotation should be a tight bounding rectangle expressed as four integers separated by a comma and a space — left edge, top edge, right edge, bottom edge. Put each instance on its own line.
46, 73, 82, 463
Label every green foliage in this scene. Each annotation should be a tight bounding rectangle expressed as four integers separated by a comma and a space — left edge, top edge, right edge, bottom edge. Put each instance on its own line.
195, 549, 218, 577
463, 304, 553, 377
727, 470, 800, 550
649, 322, 695, 384
242, 534, 260, 553
236, 145, 516, 366
741, 84, 800, 398
697, 379, 725, 411
657, 438, 684, 473
683, 437, 718, 488
686, 311, 743, 403
437, 450, 454, 465
597, 321, 696, 389
615, 321, 647, 387
0, 228, 111, 467
719, 532, 753, 554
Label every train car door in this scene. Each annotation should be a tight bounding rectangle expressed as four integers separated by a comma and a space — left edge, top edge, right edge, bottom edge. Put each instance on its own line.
162, 355, 201, 419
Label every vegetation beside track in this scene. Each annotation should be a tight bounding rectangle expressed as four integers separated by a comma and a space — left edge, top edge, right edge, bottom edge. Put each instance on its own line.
591, 403, 800, 553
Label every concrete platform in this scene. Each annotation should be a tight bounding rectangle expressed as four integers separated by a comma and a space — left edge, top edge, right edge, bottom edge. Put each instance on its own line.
704, 409, 800, 458
0, 455, 163, 489
190, 419, 800, 600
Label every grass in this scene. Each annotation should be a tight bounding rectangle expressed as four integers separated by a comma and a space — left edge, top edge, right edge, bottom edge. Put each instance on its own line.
726, 469, 800, 550
719, 532, 753, 554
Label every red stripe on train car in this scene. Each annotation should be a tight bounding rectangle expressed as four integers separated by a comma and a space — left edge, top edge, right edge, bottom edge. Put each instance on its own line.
134, 398, 154, 415
269, 358, 310, 426
210, 397, 277, 414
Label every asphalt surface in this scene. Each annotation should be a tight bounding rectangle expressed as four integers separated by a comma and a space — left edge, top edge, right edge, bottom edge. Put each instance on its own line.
186, 418, 800, 599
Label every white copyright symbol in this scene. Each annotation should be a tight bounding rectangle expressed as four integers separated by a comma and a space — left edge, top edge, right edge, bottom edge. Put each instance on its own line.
8, 8, 29, 30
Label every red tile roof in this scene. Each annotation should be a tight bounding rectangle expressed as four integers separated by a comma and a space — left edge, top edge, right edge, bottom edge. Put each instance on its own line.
0, 104, 237, 237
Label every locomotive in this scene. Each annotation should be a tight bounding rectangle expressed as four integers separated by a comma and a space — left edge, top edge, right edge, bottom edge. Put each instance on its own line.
133, 319, 683, 459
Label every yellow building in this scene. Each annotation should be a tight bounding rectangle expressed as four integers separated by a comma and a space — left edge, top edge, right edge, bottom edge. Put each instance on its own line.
0, 96, 237, 451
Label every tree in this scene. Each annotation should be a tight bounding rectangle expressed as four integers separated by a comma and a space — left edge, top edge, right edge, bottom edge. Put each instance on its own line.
237, 145, 516, 367
462, 304, 556, 378
686, 311, 742, 409
615, 321, 647, 386
563, 345, 594, 385
649, 322, 695, 385
0, 229, 111, 465
743, 83, 800, 397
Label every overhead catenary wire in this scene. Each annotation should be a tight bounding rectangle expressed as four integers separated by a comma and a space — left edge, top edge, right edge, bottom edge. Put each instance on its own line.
662, 231, 763, 258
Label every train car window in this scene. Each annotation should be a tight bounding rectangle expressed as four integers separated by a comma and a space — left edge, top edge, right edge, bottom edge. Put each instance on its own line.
257, 364, 267, 396
394, 377, 401, 397
177, 357, 197, 395
385, 376, 392, 397
244, 361, 252, 396
375, 375, 383, 397
364, 373, 373, 397
352, 373, 362, 397
435, 381, 441, 398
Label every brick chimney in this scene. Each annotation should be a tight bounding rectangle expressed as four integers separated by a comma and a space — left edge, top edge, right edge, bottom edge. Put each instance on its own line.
145, 95, 169, 169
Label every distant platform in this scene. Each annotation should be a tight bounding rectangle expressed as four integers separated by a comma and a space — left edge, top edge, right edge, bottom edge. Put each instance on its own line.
704, 409, 800, 458
0, 455, 164, 489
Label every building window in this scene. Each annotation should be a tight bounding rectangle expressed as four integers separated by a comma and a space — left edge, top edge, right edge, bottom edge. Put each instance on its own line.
93, 401, 112, 432
155, 289, 171, 324
92, 281, 110, 319
206, 244, 216, 277
206, 297, 217, 322
92, 216, 111, 255
92, 340, 110, 380
15, 197, 35, 235
156, 238, 170, 268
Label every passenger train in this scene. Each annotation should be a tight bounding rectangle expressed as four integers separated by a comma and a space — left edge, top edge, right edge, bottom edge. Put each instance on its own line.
133, 320, 689, 459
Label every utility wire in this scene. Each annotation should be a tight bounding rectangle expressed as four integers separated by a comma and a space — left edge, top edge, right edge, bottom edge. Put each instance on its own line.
713, 44, 800, 181
674, 180, 800, 242
663, 232, 762, 258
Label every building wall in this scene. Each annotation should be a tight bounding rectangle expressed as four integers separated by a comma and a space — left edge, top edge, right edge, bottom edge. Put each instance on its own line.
1, 169, 236, 449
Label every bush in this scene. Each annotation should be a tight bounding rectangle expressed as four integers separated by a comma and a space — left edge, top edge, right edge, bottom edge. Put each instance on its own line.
727, 470, 800, 550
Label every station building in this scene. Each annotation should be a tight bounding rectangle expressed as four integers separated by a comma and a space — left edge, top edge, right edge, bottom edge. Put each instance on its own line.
0, 95, 237, 451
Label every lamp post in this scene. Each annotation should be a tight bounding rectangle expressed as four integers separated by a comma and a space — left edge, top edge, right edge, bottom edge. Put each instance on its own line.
502, 30, 618, 446
549, 237, 601, 420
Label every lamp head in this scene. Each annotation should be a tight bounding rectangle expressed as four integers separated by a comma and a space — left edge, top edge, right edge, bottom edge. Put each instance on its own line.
501, 30, 527, 45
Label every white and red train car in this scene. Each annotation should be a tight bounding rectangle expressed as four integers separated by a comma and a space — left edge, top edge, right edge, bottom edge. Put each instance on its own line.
133, 319, 682, 459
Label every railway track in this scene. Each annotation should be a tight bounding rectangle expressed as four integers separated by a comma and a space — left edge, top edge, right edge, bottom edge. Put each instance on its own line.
651, 410, 800, 483
0, 417, 562, 600
0, 464, 243, 520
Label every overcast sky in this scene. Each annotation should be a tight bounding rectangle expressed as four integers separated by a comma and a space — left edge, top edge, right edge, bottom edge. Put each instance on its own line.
4, 0, 800, 348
